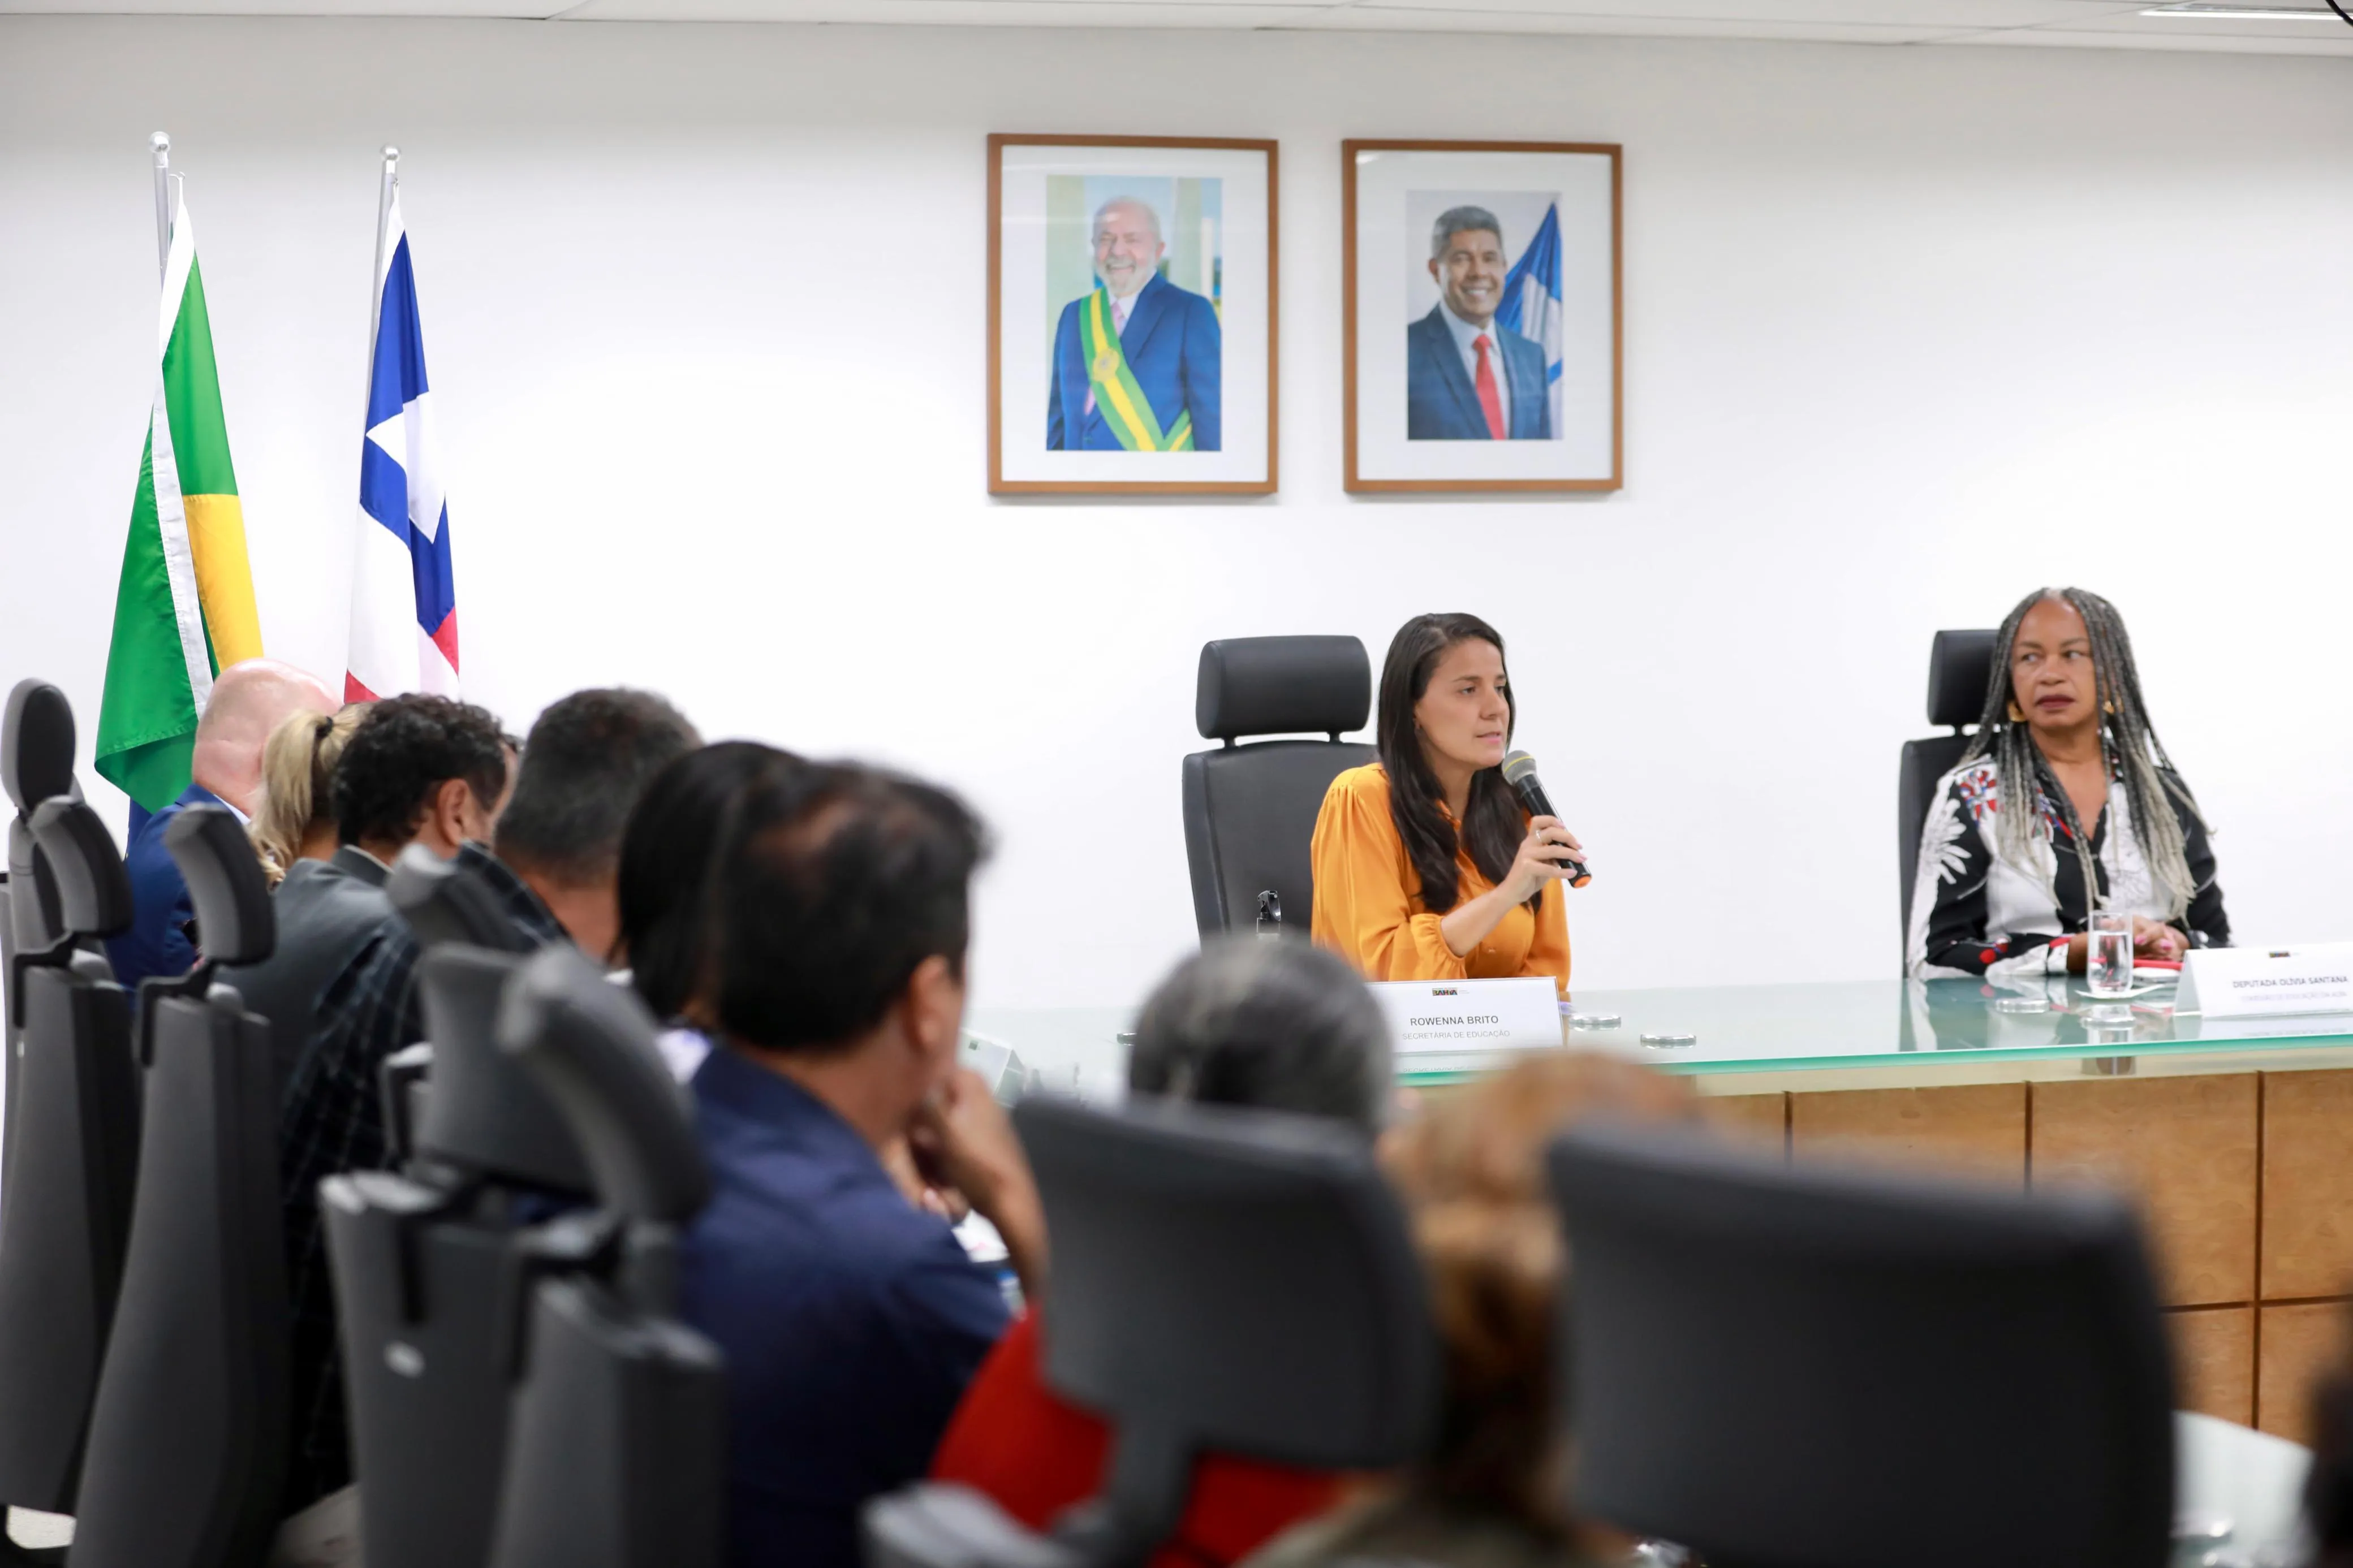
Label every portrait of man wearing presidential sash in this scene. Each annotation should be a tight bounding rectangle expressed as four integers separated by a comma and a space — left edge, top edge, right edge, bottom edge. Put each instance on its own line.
1046, 188, 1222, 453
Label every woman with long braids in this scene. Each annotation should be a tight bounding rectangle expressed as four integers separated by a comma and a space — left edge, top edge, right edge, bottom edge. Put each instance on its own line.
1310, 613, 1584, 996
1907, 588, 2228, 980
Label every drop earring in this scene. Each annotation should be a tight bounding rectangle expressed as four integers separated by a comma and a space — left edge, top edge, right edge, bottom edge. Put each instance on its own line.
2006, 699, 2026, 723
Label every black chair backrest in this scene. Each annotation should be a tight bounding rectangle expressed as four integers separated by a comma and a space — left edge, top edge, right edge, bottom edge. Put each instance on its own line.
1548, 1122, 2174, 1568
1016, 1095, 1436, 1564
163, 806, 274, 966
26, 800, 133, 947
322, 943, 586, 1568
4, 681, 77, 968
497, 945, 708, 1224
0, 797, 139, 1516
1180, 637, 1375, 941
67, 824, 284, 1568
1898, 629, 1996, 947
484, 944, 724, 1568
415, 945, 589, 1191
387, 844, 537, 954
2, 681, 76, 818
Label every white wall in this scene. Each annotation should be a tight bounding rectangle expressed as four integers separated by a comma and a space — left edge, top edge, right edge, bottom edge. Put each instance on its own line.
3, 16, 2351, 1008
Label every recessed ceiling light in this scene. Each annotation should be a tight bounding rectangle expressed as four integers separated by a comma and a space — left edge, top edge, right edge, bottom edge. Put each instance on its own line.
2140, 2, 2343, 16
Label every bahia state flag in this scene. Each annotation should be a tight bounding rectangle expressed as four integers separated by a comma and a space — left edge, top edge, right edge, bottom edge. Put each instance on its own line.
345, 186, 458, 702
96, 197, 265, 813
1495, 201, 1565, 439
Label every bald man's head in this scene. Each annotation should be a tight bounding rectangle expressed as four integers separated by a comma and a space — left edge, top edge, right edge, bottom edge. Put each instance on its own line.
191, 659, 337, 817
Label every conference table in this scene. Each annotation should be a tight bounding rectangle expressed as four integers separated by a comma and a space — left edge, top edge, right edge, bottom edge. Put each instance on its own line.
969, 971, 2353, 1446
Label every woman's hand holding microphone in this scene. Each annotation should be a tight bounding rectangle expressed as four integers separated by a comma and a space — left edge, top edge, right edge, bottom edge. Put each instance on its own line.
1505, 815, 1588, 904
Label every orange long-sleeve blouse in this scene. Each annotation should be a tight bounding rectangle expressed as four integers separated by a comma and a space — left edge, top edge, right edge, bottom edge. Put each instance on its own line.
1309, 762, 1570, 996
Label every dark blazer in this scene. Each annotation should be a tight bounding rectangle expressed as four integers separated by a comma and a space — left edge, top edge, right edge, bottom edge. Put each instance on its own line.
219, 845, 394, 1090
1405, 305, 1551, 442
105, 780, 222, 990
1048, 272, 1223, 452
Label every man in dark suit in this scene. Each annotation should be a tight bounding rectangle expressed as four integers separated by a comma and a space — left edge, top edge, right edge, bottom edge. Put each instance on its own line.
1048, 196, 1222, 452
108, 658, 335, 989
220, 692, 512, 1088
1406, 205, 1552, 442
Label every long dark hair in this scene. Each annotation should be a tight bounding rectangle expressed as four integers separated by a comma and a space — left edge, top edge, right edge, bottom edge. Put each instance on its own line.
617, 741, 801, 1020
1960, 588, 2203, 921
1376, 613, 1531, 914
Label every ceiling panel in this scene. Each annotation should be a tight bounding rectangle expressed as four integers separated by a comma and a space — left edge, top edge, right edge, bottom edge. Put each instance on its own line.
1970, 20, 2353, 47
1298, 4, 1967, 36
561, 0, 1338, 19
6, 0, 2353, 53
1325, 0, 2137, 23
0, 0, 565, 11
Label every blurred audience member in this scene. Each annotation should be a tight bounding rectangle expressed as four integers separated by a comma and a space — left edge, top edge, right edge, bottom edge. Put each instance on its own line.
223, 694, 506, 1088
680, 762, 1040, 1568
932, 938, 1393, 1568
249, 705, 367, 886
2311, 1320, 2353, 1568
615, 740, 805, 1081
1243, 1055, 1692, 1568
276, 686, 697, 1513
109, 657, 335, 987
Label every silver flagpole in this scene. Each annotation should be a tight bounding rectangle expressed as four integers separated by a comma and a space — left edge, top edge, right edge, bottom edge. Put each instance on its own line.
149, 132, 172, 280
365, 146, 399, 397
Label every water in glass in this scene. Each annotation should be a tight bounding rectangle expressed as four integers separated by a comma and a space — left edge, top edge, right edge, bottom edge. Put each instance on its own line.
2088, 911, 2134, 997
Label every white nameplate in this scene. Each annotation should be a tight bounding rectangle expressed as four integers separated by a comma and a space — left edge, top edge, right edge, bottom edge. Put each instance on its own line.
1368, 977, 1563, 1056
2175, 943, 2353, 1019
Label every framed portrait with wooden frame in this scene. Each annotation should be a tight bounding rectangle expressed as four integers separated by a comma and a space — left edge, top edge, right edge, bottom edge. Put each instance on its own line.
1342, 140, 1622, 494
988, 133, 1278, 496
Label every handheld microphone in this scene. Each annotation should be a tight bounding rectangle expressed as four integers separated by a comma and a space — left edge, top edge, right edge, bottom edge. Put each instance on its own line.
1501, 750, 1591, 888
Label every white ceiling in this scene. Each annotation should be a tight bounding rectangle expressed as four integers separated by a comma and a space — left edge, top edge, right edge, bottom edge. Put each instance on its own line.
6, 0, 2353, 55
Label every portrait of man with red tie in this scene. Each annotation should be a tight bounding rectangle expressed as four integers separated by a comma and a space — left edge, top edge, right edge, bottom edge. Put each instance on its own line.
1405, 205, 1553, 443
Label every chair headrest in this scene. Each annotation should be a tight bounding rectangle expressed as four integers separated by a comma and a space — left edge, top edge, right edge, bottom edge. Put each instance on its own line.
387, 845, 536, 952
496, 945, 710, 1224
416, 944, 593, 1192
1196, 637, 1371, 743
1012, 1096, 1436, 1475
1927, 629, 1998, 729
27, 797, 133, 939
3, 681, 76, 817
163, 806, 274, 966
1545, 1121, 2173, 1568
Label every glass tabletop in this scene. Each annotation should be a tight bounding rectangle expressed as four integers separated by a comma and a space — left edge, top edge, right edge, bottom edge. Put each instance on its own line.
968, 974, 2353, 1094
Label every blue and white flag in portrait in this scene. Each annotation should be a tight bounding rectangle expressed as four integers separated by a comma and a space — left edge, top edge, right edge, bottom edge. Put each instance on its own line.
1495, 201, 1563, 438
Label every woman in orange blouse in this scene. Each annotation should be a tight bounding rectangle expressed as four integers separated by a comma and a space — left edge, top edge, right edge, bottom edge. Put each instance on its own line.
1311, 612, 1581, 995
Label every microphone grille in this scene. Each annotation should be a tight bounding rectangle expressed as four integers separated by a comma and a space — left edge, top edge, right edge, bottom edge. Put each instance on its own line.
1501, 750, 1540, 785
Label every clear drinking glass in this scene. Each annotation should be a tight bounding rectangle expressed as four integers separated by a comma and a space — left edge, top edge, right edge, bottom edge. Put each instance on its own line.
2087, 909, 2135, 997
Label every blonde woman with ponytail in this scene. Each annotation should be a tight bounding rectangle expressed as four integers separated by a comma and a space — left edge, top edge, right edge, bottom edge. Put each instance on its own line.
251, 706, 369, 887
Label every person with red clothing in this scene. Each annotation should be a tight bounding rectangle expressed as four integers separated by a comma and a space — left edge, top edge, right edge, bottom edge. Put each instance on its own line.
929, 938, 1396, 1568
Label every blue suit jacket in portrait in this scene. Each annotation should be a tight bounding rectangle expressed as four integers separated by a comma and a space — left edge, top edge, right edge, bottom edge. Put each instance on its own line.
1047, 272, 1222, 452
105, 780, 223, 990
1406, 304, 1552, 442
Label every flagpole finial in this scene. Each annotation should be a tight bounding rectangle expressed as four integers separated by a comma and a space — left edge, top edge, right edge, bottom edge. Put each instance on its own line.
382, 145, 399, 164
150, 132, 170, 163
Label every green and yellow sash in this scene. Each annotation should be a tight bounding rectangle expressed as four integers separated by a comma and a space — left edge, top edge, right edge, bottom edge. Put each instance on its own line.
1081, 287, 1193, 453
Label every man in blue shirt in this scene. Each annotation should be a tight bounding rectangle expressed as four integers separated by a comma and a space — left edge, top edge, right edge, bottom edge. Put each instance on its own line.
109, 658, 336, 988
681, 762, 1046, 1568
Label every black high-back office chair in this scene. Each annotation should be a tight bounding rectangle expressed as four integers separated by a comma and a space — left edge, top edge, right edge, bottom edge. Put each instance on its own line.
864, 1096, 1439, 1568
68, 807, 287, 1568
1898, 629, 1996, 944
1547, 1122, 2175, 1568
0, 800, 139, 1548
1180, 637, 1376, 942
321, 848, 582, 1568
3, 681, 80, 1173
485, 945, 723, 1568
